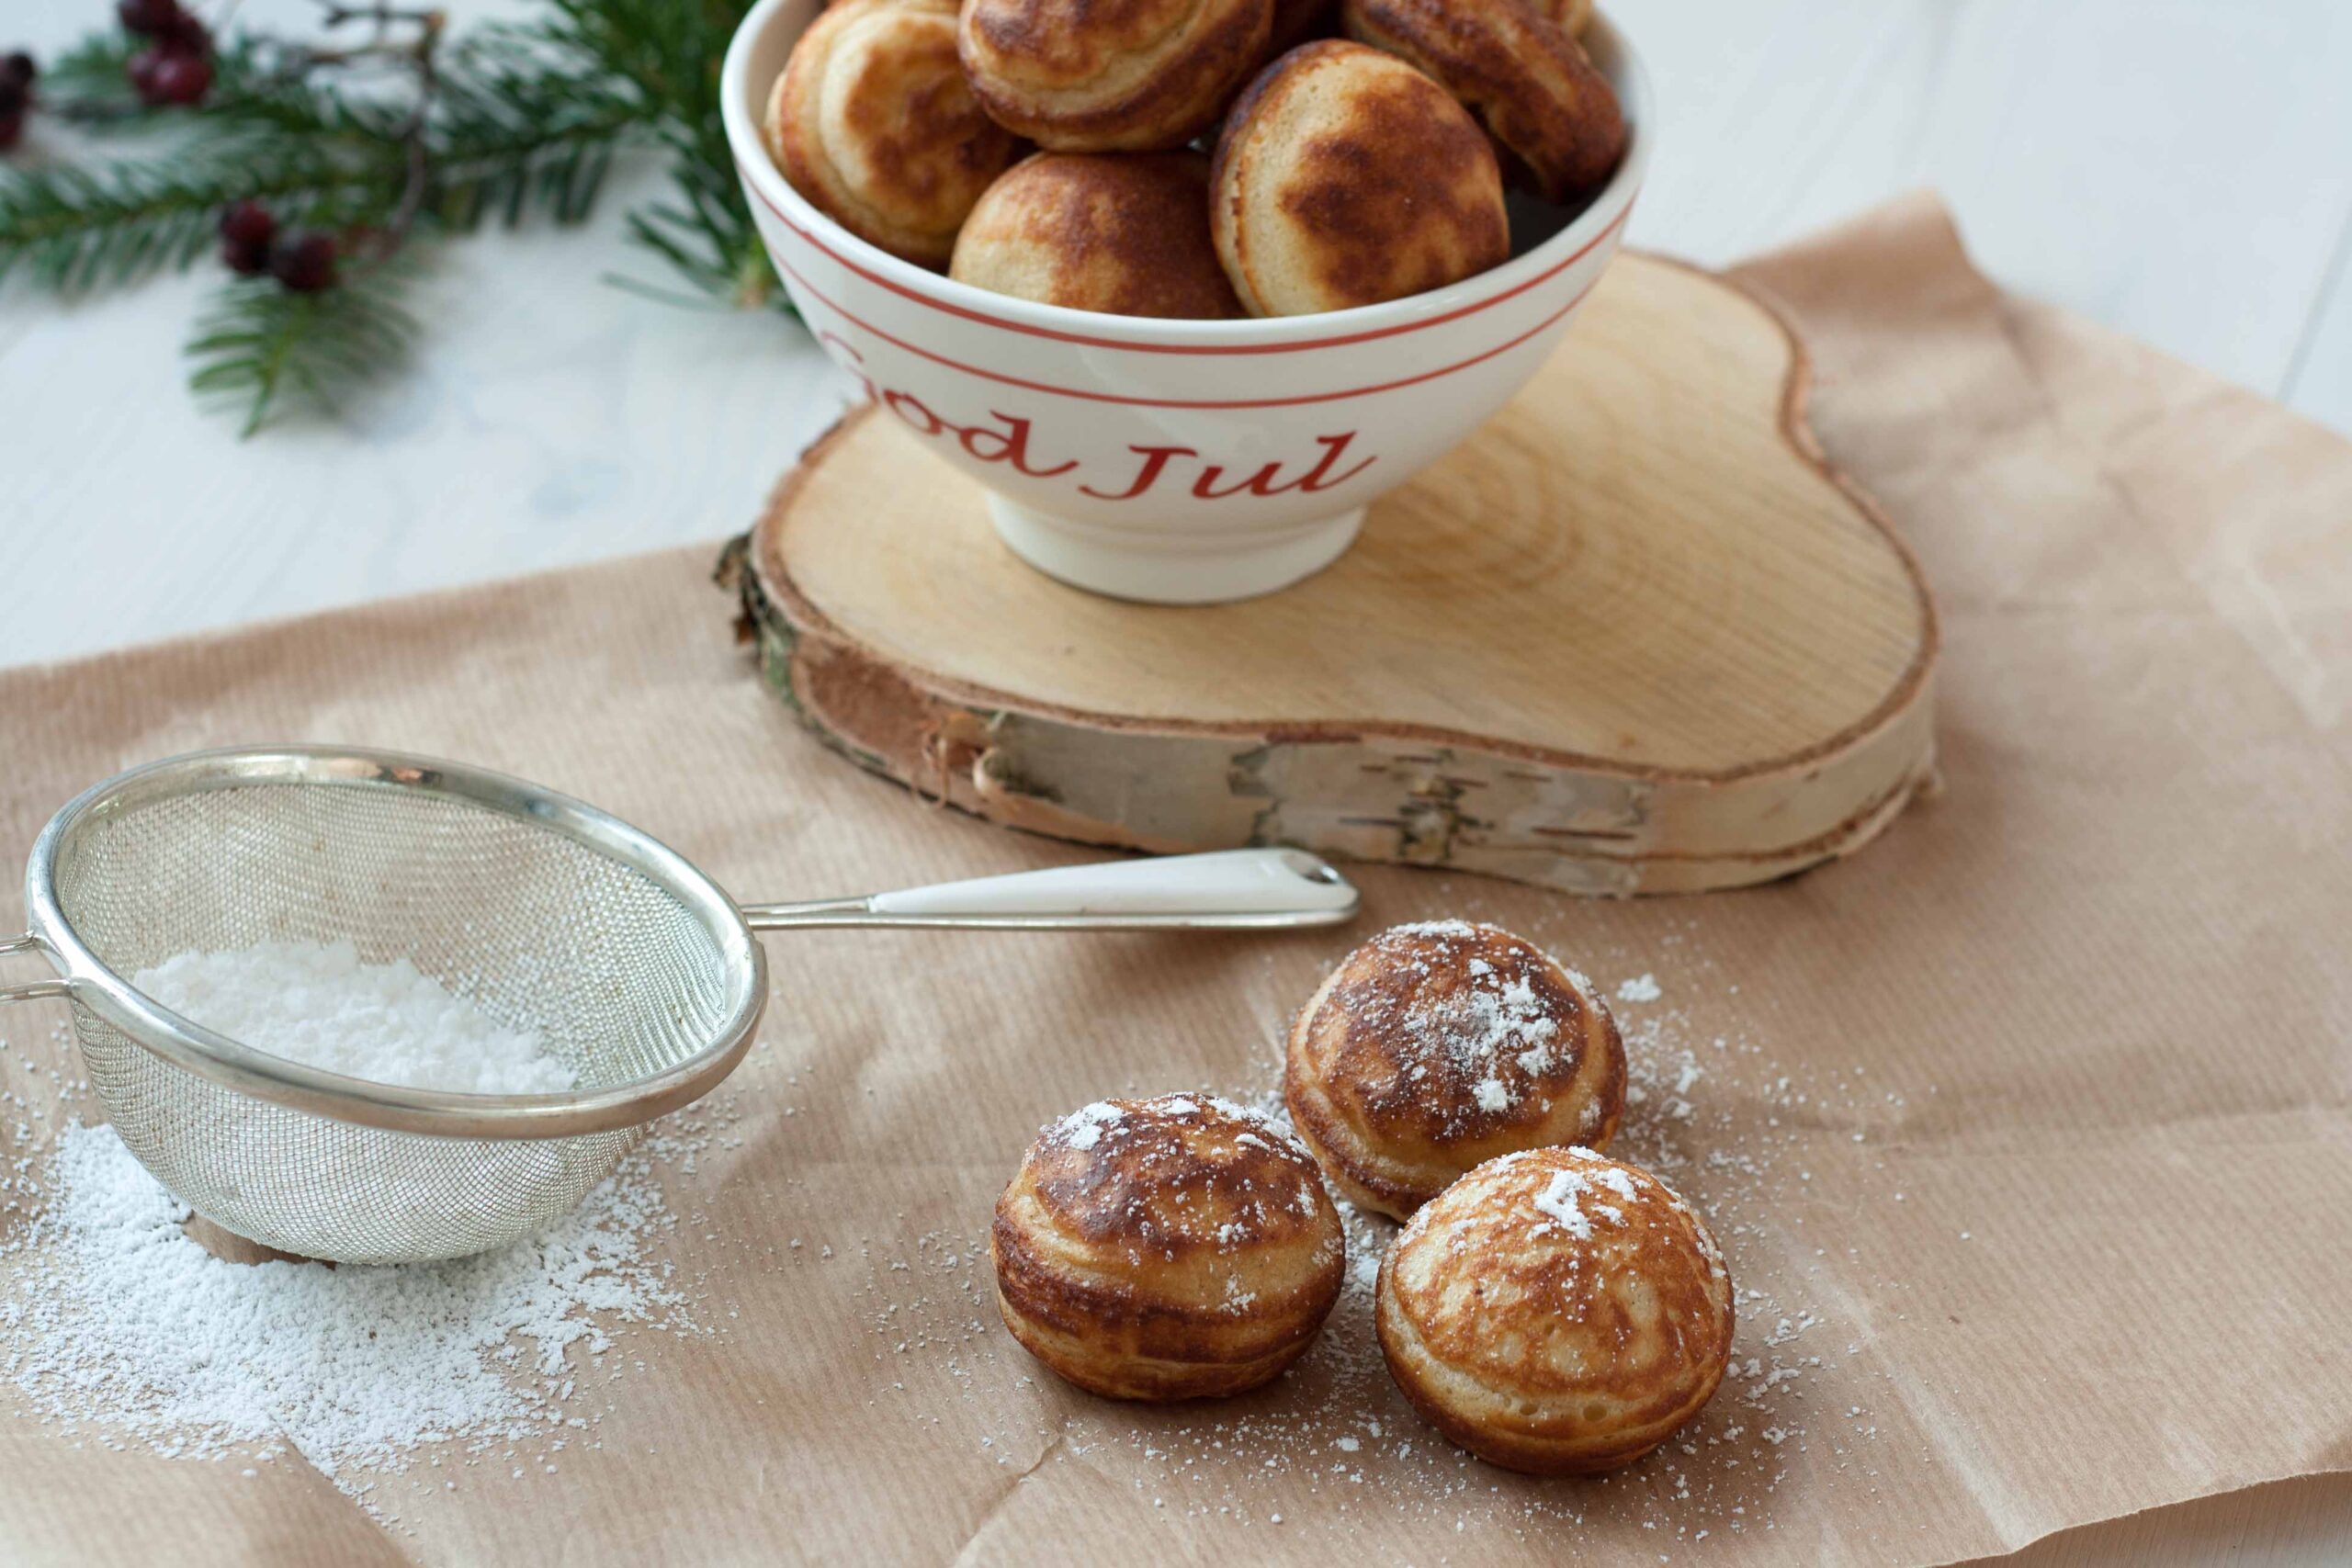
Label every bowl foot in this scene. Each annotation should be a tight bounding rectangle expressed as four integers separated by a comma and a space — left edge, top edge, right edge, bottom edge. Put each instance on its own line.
985, 497, 1364, 604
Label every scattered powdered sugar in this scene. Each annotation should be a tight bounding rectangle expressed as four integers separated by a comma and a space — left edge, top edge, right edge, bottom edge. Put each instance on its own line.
854, 926, 1930, 1546
1385, 919, 1478, 939
1051, 1100, 1126, 1151
1616, 973, 1663, 1004
0, 1113, 715, 1493
1351, 925, 1589, 1130
1521, 1154, 1648, 1240
1201, 1094, 1298, 1139
1531, 1168, 1597, 1238
1431, 978, 1561, 1102
131, 940, 571, 1095
1041, 1093, 1295, 1158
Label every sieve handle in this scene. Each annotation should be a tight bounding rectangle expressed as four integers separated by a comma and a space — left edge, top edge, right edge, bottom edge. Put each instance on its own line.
0, 933, 73, 1004
741, 848, 1360, 931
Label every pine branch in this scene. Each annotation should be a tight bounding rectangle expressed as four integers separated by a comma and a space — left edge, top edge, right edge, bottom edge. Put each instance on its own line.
6, 0, 792, 436
503, 0, 781, 310
40, 34, 290, 132
32, 35, 150, 124
425, 31, 639, 231
0, 31, 640, 295
0, 138, 382, 292
186, 257, 419, 437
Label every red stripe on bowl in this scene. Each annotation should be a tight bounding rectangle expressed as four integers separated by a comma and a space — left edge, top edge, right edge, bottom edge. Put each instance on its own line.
776, 252, 1605, 409
746, 173, 1634, 357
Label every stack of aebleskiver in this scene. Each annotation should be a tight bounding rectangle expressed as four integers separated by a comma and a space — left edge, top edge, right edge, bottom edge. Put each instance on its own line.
989, 921, 1736, 1477
762, 0, 1626, 318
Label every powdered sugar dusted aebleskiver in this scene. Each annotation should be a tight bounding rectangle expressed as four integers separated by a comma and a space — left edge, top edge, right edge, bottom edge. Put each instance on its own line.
995, 1094, 1346, 1401
1377, 1145, 1736, 1474
1284, 921, 1627, 1219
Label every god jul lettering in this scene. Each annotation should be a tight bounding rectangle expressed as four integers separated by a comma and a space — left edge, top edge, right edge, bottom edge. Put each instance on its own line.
880, 391, 1374, 499
822, 335, 1378, 499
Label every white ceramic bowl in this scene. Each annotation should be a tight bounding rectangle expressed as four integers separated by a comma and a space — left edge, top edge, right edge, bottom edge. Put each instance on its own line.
721, 0, 1653, 603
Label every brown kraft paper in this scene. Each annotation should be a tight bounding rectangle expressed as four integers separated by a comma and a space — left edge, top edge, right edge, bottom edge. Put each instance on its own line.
0, 195, 2346, 1565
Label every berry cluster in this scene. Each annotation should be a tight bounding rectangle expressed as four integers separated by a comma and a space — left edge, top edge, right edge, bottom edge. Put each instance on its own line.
0, 52, 35, 152
218, 200, 338, 292
119, 0, 214, 108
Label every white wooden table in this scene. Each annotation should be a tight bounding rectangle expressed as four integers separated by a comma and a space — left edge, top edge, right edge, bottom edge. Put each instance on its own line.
1, 1, 2346, 1560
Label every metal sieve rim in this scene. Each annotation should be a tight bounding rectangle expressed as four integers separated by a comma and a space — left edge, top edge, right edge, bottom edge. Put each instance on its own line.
18, 745, 768, 1141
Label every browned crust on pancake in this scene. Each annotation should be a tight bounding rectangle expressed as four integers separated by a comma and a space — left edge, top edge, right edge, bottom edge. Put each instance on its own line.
766, 0, 1022, 265
1284, 921, 1625, 1219
1341, 0, 1625, 201
1376, 1148, 1735, 1473
958, 0, 1273, 151
990, 1096, 1346, 1400
950, 152, 1245, 318
1211, 40, 1508, 315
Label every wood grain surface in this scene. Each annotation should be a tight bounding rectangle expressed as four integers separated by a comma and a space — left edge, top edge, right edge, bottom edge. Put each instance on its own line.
743, 254, 1939, 895
2, 0, 2346, 671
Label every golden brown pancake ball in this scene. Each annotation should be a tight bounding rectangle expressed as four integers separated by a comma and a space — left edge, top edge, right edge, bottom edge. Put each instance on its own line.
1210, 41, 1510, 316
764, 0, 1023, 265
1377, 1146, 1735, 1474
992, 1094, 1345, 1400
957, 0, 1272, 152
1342, 0, 1626, 202
1535, 0, 1595, 39
1285, 919, 1625, 1220
951, 152, 1245, 318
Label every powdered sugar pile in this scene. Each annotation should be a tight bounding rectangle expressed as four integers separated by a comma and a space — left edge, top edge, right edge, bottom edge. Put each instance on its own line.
1349, 921, 1588, 1129
1527, 1152, 1637, 1238
132, 940, 571, 1095
1051, 1100, 1126, 1151
1040, 1094, 1292, 1157
1532, 1167, 1598, 1237
1615, 973, 1663, 1004
0, 1117, 701, 1485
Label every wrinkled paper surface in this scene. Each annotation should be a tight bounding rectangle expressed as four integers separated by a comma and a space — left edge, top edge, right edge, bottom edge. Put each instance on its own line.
1, 198, 2346, 1565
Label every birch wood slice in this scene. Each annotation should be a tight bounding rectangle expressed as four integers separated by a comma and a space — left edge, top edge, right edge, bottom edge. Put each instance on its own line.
736, 254, 1938, 896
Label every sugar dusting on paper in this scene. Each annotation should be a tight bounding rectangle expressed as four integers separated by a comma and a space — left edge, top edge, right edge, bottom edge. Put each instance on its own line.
0, 1033, 740, 1521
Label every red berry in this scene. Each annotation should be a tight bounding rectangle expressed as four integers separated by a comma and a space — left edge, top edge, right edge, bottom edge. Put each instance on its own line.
0, 109, 20, 154
0, 78, 23, 119
156, 13, 210, 53
220, 199, 274, 248
1, 52, 34, 88
117, 0, 184, 37
146, 51, 210, 106
127, 47, 164, 99
219, 202, 276, 274
269, 233, 338, 293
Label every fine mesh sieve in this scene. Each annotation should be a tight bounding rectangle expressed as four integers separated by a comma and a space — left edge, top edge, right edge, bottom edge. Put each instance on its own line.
0, 747, 1358, 1266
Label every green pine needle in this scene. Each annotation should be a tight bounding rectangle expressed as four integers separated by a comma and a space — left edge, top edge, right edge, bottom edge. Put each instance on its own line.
32, 35, 151, 124
0, 137, 383, 293
500, 0, 782, 310
4, 1, 793, 433
186, 258, 421, 438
